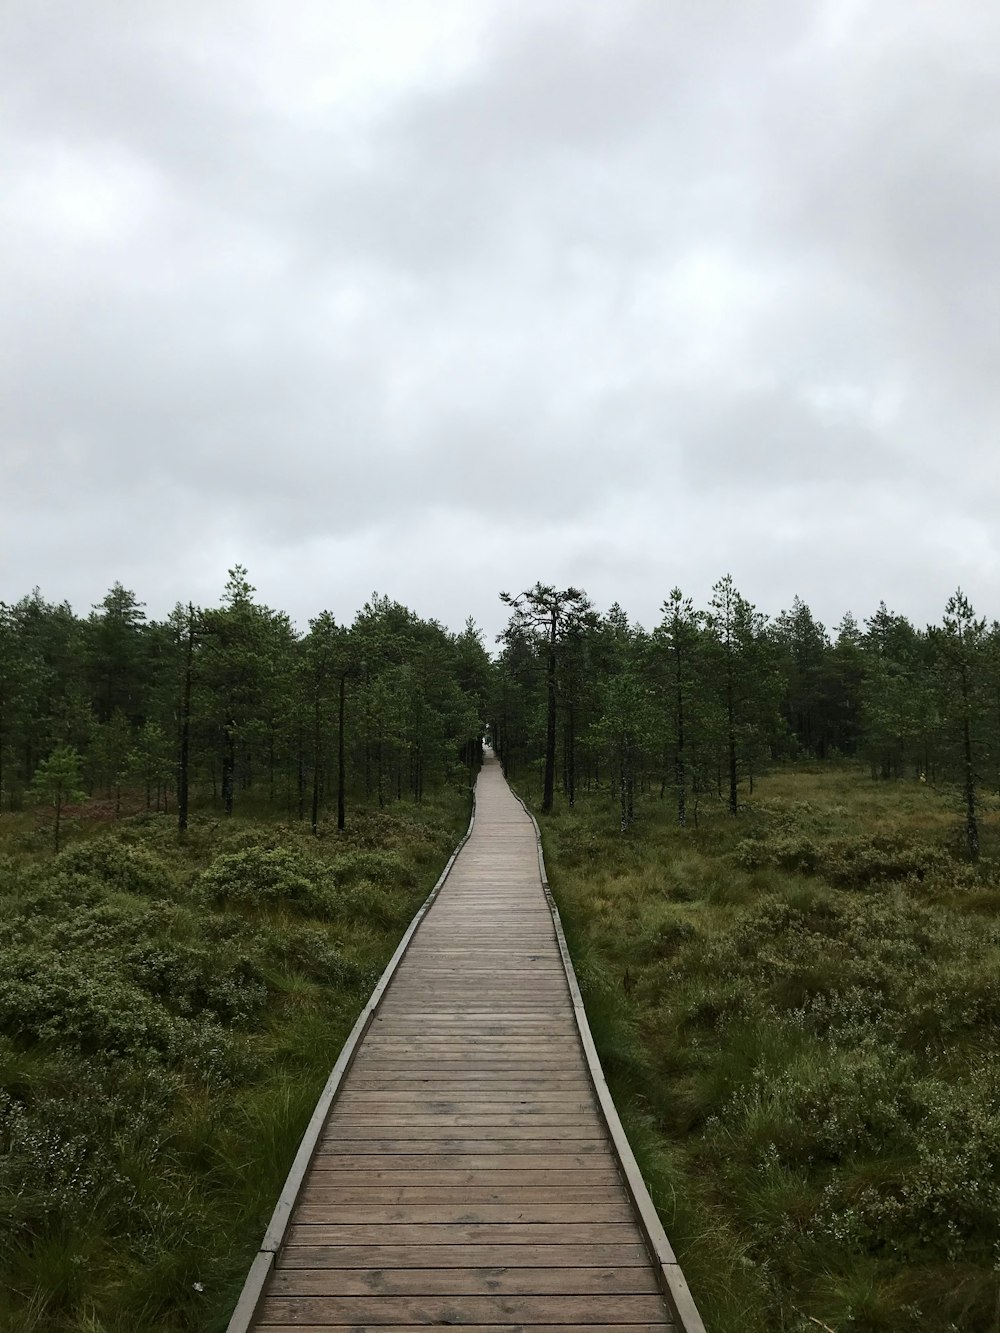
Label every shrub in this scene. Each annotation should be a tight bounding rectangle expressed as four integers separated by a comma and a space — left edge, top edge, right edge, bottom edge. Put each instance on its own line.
194, 846, 334, 915
122, 941, 267, 1024
339, 878, 412, 928
52, 841, 177, 898
823, 834, 947, 889
272, 926, 369, 989
332, 848, 413, 889
0, 950, 176, 1057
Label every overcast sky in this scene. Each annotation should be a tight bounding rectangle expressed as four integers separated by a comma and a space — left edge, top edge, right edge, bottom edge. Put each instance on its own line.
2, 1, 998, 642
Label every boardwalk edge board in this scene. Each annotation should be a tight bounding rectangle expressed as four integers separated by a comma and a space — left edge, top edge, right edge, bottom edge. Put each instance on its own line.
224, 790, 478, 1333
511, 788, 709, 1333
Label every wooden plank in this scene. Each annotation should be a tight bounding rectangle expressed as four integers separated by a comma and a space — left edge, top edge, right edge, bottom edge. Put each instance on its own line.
292, 1203, 634, 1224
276, 1245, 651, 1270
344, 1071, 594, 1082
305, 1169, 620, 1186
326, 1116, 600, 1129
256, 1295, 671, 1324
322, 1125, 604, 1140
313, 1140, 609, 1155
333, 1095, 596, 1107
305, 1153, 616, 1172
284, 1222, 645, 1246
360, 1037, 576, 1046
268, 1266, 661, 1295
298, 1187, 625, 1205
255, 1325, 672, 1333
257, 1325, 672, 1333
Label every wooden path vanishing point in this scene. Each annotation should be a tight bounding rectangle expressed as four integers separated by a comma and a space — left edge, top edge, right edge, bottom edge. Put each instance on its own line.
228, 752, 706, 1333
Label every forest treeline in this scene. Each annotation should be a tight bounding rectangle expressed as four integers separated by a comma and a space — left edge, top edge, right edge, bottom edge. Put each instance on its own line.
0, 567, 491, 842
493, 579, 994, 858
0, 569, 994, 856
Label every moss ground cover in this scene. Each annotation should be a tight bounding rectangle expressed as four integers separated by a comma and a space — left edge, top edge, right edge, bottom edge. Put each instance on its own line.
532, 765, 1000, 1333
0, 791, 469, 1332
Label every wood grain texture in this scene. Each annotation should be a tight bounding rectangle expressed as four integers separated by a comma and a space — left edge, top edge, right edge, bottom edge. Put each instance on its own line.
257, 1295, 671, 1325
255, 1325, 674, 1333
268, 1266, 661, 1295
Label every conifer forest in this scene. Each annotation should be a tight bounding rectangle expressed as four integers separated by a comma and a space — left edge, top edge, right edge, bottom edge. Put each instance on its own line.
3, 569, 1000, 1332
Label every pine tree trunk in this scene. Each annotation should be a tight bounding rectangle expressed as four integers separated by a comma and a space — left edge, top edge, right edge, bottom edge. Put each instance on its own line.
337, 672, 346, 832
961, 664, 979, 860
675, 645, 686, 827
727, 664, 738, 815
178, 611, 194, 834
542, 615, 557, 814
567, 701, 576, 808
311, 691, 321, 835
223, 729, 235, 816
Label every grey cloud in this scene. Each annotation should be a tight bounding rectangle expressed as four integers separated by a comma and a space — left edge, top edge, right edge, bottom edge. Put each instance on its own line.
1, 1, 998, 643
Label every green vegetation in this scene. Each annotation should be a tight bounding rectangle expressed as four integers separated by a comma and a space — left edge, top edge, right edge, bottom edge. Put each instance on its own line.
532, 764, 1000, 1333
0, 789, 469, 1332
0, 570, 490, 829
494, 581, 1000, 863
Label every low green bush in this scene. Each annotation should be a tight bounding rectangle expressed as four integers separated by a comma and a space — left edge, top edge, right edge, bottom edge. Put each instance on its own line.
333, 848, 413, 888
193, 846, 334, 915
53, 841, 178, 898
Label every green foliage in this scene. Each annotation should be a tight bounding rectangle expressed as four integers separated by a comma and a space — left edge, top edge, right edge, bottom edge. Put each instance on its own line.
735, 829, 952, 888
27, 746, 85, 851
194, 846, 332, 914
54, 840, 179, 897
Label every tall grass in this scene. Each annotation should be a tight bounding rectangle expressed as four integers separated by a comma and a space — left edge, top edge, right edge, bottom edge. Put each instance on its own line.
538, 764, 1000, 1333
0, 789, 469, 1332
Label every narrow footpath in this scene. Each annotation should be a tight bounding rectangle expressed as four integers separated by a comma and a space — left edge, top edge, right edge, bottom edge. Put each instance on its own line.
249, 754, 684, 1331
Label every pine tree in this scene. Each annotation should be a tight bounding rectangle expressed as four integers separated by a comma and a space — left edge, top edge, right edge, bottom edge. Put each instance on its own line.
933, 590, 986, 861
499, 585, 594, 814
28, 745, 85, 851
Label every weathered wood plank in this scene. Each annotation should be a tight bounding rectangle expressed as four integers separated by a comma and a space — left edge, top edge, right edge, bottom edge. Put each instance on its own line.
326, 1116, 601, 1130
292, 1202, 634, 1224
333, 1095, 596, 1108
313, 1139, 609, 1155
257, 1295, 671, 1324
284, 1222, 645, 1246
276, 1244, 650, 1270
298, 1186, 625, 1205
305, 1153, 616, 1172
305, 1169, 620, 1186
268, 1266, 661, 1295
256, 1325, 674, 1333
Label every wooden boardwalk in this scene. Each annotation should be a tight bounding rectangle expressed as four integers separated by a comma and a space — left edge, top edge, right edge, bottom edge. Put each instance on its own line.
235, 754, 702, 1333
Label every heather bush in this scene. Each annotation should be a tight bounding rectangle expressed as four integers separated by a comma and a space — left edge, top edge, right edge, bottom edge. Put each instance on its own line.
193, 846, 335, 915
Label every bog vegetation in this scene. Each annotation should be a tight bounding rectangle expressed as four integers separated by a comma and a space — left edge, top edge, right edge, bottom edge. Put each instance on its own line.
2, 569, 999, 1331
